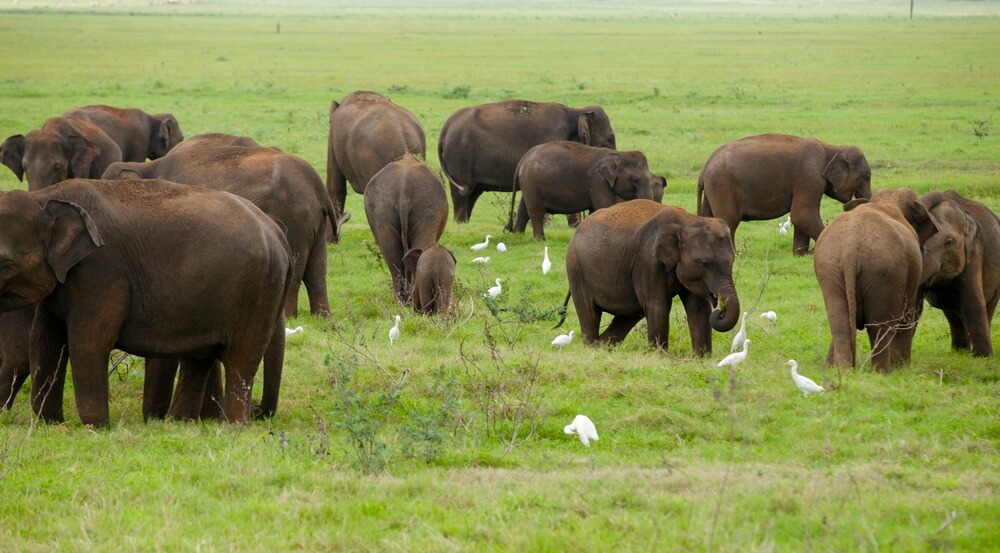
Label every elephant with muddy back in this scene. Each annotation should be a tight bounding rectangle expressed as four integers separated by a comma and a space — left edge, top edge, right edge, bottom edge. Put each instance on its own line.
439, 100, 616, 223
508, 141, 666, 240
559, 200, 741, 355
697, 133, 872, 255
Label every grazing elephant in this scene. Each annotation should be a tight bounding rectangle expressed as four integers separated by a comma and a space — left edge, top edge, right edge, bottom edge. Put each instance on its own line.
814, 188, 939, 372
918, 190, 1000, 356
1, 116, 122, 190
0, 179, 291, 426
405, 244, 457, 315
0, 307, 33, 411
561, 200, 741, 355
63, 105, 184, 162
364, 155, 454, 312
327, 91, 426, 219
439, 99, 616, 223
102, 133, 339, 317
697, 133, 872, 255
508, 141, 666, 240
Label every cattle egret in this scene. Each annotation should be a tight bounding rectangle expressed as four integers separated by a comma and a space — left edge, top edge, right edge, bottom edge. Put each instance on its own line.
285, 326, 304, 338
470, 234, 491, 251
472, 256, 491, 264
552, 330, 575, 351
542, 246, 552, 275
760, 311, 777, 323
731, 312, 748, 352
779, 218, 791, 235
564, 414, 599, 447
496, 242, 507, 253
718, 339, 750, 368
484, 278, 502, 299
788, 359, 824, 396
388, 314, 401, 345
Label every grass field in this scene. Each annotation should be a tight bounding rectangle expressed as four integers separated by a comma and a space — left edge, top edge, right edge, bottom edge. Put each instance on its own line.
1, 2, 999, 551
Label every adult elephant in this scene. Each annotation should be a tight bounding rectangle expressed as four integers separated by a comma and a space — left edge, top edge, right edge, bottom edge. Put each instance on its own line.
327, 90, 426, 220
103, 133, 338, 318
1, 116, 122, 190
0, 178, 291, 426
918, 190, 1000, 356
439, 99, 616, 223
0, 307, 33, 411
814, 188, 939, 372
508, 141, 666, 240
560, 200, 741, 355
697, 133, 872, 255
364, 155, 455, 313
63, 105, 184, 162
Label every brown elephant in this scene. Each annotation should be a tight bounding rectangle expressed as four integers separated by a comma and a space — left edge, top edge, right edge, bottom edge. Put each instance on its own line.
405, 244, 456, 316
0, 178, 291, 426
327, 91, 426, 219
697, 133, 872, 255
1, 116, 122, 190
814, 188, 939, 372
439, 100, 616, 223
0, 307, 33, 411
561, 200, 741, 355
918, 190, 1000, 357
364, 155, 455, 313
508, 141, 666, 240
102, 133, 338, 318
63, 105, 184, 162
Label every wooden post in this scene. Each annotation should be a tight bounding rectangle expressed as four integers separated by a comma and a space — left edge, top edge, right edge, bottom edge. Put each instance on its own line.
910, 0, 914, 19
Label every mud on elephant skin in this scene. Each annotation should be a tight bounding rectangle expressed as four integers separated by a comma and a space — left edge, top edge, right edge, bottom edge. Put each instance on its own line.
0, 179, 292, 427
697, 133, 872, 256
561, 199, 740, 355
1, 116, 123, 190
63, 105, 184, 162
439, 99, 617, 223
508, 141, 665, 240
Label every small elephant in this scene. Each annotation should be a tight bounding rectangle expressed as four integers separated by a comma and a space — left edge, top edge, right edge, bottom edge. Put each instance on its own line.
439, 100, 616, 223
508, 141, 666, 240
1, 116, 123, 190
63, 105, 184, 162
0, 307, 33, 411
404, 244, 457, 315
814, 188, 939, 372
918, 190, 1000, 356
364, 155, 453, 311
697, 133, 872, 255
327, 91, 427, 218
562, 199, 741, 355
103, 133, 339, 318
0, 178, 292, 426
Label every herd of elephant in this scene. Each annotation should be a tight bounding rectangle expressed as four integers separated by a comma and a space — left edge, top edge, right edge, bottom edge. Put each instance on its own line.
0, 92, 996, 427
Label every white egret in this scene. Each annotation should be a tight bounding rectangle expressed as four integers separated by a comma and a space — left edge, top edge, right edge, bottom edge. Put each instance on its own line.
285, 326, 304, 338
542, 246, 552, 275
787, 359, 824, 396
484, 278, 502, 299
779, 218, 791, 235
718, 339, 750, 368
731, 311, 748, 352
388, 314, 401, 345
760, 310, 777, 323
471, 256, 491, 264
470, 234, 491, 251
496, 242, 507, 253
551, 330, 575, 351
564, 414, 599, 447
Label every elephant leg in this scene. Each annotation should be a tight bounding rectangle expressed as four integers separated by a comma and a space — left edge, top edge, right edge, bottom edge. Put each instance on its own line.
302, 232, 332, 317
464, 187, 486, 223
681, 293, 713, 357
512, 198, 531, 235
820, 285, 856, 367
0, 362, 28, 411
601, 315, 642, 346
200, 361, 224, 420
866, 323, 895, 373
29, 309, 69, 423
566, 213, 581, 228
790, 196, 825, 256
168, 358, 213, 421
66, 336, 115, 427
523, 201, 547, 241
143, 357, 178, 420
941, 309, 971, 352
958, 282, 993, 356
327, 161, 348, 219
254, 313, 286, 420
572, 294, 602, 345
792, 226, 813, 256
282, 277, 302, 319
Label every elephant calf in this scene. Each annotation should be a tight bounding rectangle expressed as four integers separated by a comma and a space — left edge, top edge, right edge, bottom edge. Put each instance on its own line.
508, 141, 666, 240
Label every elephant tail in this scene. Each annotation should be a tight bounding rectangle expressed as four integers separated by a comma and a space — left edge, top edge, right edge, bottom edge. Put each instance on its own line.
505, 171, 521, 232
696, 173, 710, 216
552, 290, 572, 330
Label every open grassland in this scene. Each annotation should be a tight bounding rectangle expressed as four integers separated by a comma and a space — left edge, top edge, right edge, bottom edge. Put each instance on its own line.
0, 4, 999, 551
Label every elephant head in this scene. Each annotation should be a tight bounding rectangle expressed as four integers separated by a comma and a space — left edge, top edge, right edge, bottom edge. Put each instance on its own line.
149, 114, 184, 160
101, 161, 147, 180
577, 106, 616, 150
920, 191, 978, 286
0, 190, 103, 312
1, 123, 101, 190
845, 187, 939, 246
823, 145, 872, 203
596, 151, 666, 203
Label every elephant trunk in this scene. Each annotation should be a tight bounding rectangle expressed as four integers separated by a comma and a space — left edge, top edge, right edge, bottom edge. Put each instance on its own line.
709, 285, 740, 332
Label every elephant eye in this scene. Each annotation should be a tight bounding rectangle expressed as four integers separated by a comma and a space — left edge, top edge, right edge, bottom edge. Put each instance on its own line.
52, 163, 62, 173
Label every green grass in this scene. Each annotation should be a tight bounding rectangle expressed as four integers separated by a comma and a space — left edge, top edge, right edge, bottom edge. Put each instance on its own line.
1, 3, 999, 551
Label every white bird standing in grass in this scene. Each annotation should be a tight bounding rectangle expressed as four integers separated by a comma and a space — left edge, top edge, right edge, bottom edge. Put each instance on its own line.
542, 246, 552, 275
285, 326, 304, 338
471, 256, 490, 264
731, 312, 748, 352
564, 414, 599, 447
787, 359, 824, 396
484, 278, 502, 299
718, 339, 750, 368
779, 216, 791, 235
551, 330, 574, 351
496, 242, 507, 253
760, 310, 777, 323
470, 234, 491, 251
388, 315, 401, 345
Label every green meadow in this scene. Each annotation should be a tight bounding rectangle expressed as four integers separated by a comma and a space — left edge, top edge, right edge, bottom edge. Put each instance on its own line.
0, 2, 998, 550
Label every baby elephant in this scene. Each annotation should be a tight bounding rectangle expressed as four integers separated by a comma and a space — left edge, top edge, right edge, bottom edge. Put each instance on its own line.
508, 141, 666, 240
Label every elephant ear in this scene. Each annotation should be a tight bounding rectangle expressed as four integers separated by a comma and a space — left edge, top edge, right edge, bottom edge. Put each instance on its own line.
595, 153, 621, 188
963, 210, 980, 263
402, 248, 423, 278
157, 115, 182, 155
653, 223, 683, 270
329, 99, 341, 121
920, 191, 946, 211
822, 150, 850, 195
577, 111, 596, 145
66, 134, 100, 179
843, 198, 869, 212
44, 199, 104, 283
0, 135, 25, 181
904, 199, 940, 246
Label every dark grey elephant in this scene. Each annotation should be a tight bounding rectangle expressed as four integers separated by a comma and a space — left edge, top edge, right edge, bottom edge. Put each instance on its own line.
508, 141, 666, 240
697, 133, 872, 255
364, 155, 454, 313
327, 91, 426, 219
439, 100, 616, 223
102, 133, 338, 318
63, 105, 183, 162
561, 200, 741, 355
1, 116, 122, 190
0, 307, 32, 411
